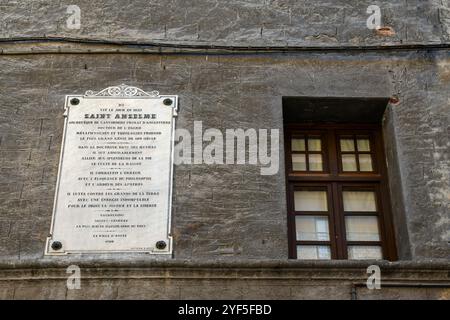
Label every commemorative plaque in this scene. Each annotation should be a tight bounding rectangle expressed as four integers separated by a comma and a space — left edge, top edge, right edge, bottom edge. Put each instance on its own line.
45, 85, 177, 255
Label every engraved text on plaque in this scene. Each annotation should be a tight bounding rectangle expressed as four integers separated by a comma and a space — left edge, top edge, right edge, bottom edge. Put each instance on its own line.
46, 85, 177, 255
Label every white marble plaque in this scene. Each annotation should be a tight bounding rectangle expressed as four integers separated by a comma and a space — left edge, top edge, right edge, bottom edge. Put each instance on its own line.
46, 85, 177, 255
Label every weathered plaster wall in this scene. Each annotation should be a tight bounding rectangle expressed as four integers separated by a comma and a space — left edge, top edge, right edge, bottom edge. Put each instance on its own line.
0, 0, 449, 301
0, 50, 448, 261
0, 260, 449, 300
1, 0, 450, 46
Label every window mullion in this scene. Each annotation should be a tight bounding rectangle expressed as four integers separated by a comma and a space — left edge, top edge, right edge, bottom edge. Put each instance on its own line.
330, 182, 344, 259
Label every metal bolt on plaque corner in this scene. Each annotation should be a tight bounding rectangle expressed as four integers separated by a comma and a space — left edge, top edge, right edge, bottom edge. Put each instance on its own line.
156, 241, 167, 250
51, 241, 63, 251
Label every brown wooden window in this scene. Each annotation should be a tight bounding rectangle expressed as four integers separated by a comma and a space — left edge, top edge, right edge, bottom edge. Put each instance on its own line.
285, 124, 397, 261
337, 133, 377, 173
289, 133, 327, 172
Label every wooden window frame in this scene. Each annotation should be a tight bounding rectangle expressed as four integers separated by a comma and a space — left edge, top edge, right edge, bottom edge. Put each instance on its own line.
288, 132, 328, 173
285, 124, 397, 261
336, 131, 378, 174
288, 183, 338, 259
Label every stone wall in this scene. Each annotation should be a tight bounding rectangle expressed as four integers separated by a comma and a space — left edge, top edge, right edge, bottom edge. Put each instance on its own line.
1, 0, 450, 46
0, 0, 449, 299
0, 50, 448, 261
0, 260, 449, 300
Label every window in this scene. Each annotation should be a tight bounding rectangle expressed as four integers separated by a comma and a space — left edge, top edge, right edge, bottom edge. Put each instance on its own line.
285, 124, 397, 260
338, 135, 376, 173
290, 134, 327, 172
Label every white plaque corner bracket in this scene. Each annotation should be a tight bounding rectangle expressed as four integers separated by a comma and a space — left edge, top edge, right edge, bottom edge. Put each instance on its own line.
45, 85, 178, 256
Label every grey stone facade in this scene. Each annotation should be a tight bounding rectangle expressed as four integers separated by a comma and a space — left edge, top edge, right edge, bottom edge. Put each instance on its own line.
0, 0, 449, 299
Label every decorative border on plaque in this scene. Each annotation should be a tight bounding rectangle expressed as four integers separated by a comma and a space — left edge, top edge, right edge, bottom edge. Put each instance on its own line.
85, 84, 160, 98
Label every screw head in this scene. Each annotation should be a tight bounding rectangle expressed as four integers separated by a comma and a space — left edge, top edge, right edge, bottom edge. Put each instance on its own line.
156, 241, 167, 250
70, 98, 80, 106
51, 241, 63, 251
163, 98, 173, 106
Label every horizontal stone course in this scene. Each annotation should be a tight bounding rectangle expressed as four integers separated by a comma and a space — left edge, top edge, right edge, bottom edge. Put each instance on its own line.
0, 260, 448, 299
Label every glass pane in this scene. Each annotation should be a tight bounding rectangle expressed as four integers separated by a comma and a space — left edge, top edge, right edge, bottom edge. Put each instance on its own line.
359, 154, 373, 172
292, 154, 306, 171
342, 154, 357, 172
340, 139, 355, 151
345, 216, 380, 241
294, 191, 328, 212
357, 139, 371, 152
296, 216, 330, 241
297, 245, 331, 260
308, 138, 321, 151
308, 154, 323, 171
343, 191, 377, 212
292, 138, 305, 151
348, 246, 382, 260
